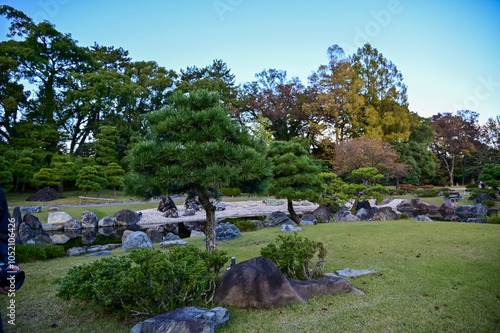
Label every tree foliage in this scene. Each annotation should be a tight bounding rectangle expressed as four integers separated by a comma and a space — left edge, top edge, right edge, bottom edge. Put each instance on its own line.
267, 140, 325, 224
31, 168, 60, 189
76, 166, 107, 196
124, 90, 271, 251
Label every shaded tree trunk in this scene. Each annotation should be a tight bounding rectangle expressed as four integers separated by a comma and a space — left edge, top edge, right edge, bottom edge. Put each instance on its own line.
288, 199, 302, 226
198, 191, 217, 251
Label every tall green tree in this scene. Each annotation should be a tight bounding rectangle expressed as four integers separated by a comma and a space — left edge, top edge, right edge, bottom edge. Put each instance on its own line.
32, 168, 60, 189
267, 140, 325, 225
392, 141, 436, 185
13, 156, 34, 194
0, 156, 13, 192
76, 166, 108, 196
124, 90, 272, 251
50, 154, 76, 194
105, 162, 125, 196
94, 126, 119, 165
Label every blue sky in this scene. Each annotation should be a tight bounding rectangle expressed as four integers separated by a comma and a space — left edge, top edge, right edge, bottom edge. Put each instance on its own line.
1, 0, 499, 122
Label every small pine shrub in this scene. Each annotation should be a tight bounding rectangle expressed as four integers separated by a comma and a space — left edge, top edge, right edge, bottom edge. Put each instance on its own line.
16, 244, 66, 263
220, 188, 241, 197
400, 213, 409, 220
415, 188, 442, 197
396, 189, 406, 196
57, 246, 228, 315
469, 194, 478, 201
482, 200, 495, 207
260, 233, 327, 280
233, 220, 258, 232
487, 213, 500, 224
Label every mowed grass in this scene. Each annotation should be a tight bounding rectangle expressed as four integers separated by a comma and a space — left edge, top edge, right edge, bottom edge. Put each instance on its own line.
2, 220, 499, 333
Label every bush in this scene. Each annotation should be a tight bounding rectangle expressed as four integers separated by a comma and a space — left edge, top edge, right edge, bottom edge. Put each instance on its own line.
482, 200, 495, 208
16, 244, 66, 263
57, 246, 228, 315
400, 213, 409, 220
487, 213, 500, 224
233, 219, 258, 232
220, 187, 241, 197
395, 189, 406, 196
260, 233, 327, 280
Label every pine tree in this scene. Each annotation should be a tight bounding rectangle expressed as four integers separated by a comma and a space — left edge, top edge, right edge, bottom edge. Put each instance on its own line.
76, 166, 108, 196
124, 90, 271, 251
267, 140, 325, 225
94, 126, 119, 165
105, 162, 125, 196
32, 168, 60, 189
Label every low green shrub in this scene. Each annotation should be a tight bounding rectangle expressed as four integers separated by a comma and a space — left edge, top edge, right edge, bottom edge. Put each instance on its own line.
395, 189, 406, 196
469, 194, 478, 201
400, 213, 409, 220
482, 200, 495, 207
442, 191, 450, 197
15, 244, 66, 263
260, 233, 327, 280
487, 213, 500, 224
57, 246, 228, 315
233, 220, 258, 232
415, 188, 442, 197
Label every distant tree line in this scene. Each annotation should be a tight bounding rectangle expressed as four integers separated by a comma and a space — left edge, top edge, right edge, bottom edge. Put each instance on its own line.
0, 5, 499, 197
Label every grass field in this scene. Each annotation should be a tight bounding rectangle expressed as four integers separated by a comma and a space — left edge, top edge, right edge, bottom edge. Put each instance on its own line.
1, 220, 499, 332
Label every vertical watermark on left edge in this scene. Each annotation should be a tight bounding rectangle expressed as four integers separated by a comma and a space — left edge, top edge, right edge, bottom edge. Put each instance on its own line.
5, 217, 17, 327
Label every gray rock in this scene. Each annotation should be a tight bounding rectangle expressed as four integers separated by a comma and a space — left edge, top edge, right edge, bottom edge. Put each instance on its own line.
130, 306, 230, 333
475, 193, 494, 204
23, 213, 50, 238
472, 204, 489, 216
301, 220, 314, 225
262, 211, 296, 227
98, 216, 114, 227
215, 222, 240, 241
372, 207, 399, 221
81, 211, 98, 229
51, 234, 71, 244
67, 247, 86, 257
26, 187, 57, 202
184, 195, 202, 212
281, 224, 303, 232
313, 206, 333, 223
122, 231, 153, 252
20, 206, 42, 214
301, 212, 316, 223
114, 209, 140, 227
413, 215, 434, 221
190, 230, 205, 238
263, 199, 286, 206
98, 226, 114, 236
146, 227, 164, 243
64, 228, 80, 239
18, 223, 36, 243
300, 201, 313, 206
48, 207, 59, 212
336, 211, 361, 222
439, 201, 457, 213
455, 204, 488, 221
356, 208, 371, 221
214, 257, 355, 308
355, 200, 372, 212
64, 219, 81, 230
212, 200, 226, 211
163, 232, 181, 241
48, 212, 74, 225
159, 240, 189, 248
84, 251, 112, 257
158, 196, 179, 218
183, 221, 204, 232
335, 268, 379, 277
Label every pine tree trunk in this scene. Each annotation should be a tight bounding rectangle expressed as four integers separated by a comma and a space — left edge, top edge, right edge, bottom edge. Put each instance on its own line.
113, 185, 116, 197
288, 199, 302, 225
198, 192, 217, 251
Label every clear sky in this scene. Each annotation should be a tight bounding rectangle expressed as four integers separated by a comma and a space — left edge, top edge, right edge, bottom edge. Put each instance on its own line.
1, 0, 499, 122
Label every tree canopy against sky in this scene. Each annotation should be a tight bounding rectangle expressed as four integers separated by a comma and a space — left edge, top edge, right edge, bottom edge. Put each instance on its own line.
124, 90, 271, 251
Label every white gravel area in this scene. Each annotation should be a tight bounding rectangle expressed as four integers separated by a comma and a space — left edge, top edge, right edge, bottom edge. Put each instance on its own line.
137, 200, 319, 226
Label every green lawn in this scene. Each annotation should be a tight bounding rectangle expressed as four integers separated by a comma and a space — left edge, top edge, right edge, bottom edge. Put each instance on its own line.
2, 220, 499, 332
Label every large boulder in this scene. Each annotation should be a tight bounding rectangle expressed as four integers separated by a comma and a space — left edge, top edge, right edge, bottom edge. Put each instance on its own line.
372, 207, 399, 221
281, 224, 303, 232
355, 200, 372, 212
48, 212, 75, 225
301, 212, 316, 224
114, 209, 140, 227
454, 205, 488, 221
214, 256, 356, 308
23, 213, 49, 237
26, 187, 57, 202
439, 201, 457, 213
475, 193, 494, 204
355, 208, 371, 221
122, 231, 153, 252
146, 227, 164, 243
130, 306, 230, 333
98, 216, 114, 227
81, 211, 98, 229
163, 232, 180, 241
215, 222, 240, 241
262, 211, 296, 228
158, 196, 179, 218
336, 211, 361, 223
472, 204, 489, 217
312, 206, 333, 223
64, 219, 81, 230
184, 196, 202, 212
18, 223, 36, 243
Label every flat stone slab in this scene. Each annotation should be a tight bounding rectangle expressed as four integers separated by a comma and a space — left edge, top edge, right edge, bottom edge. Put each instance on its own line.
333, 268, 379, 277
